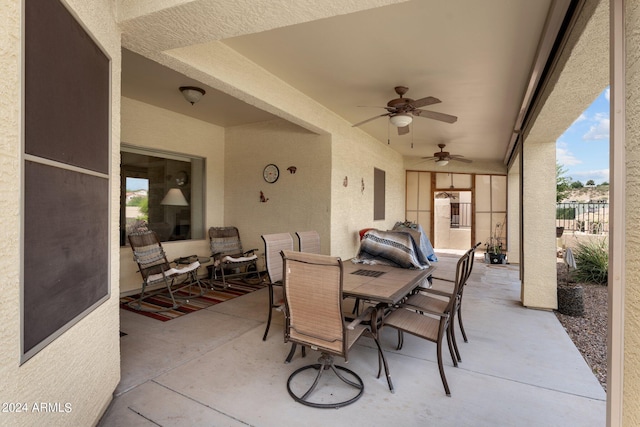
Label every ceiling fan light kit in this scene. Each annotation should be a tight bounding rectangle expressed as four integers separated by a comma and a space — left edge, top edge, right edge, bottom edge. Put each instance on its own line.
389, 113, 413, 127
436, 158, 449, 166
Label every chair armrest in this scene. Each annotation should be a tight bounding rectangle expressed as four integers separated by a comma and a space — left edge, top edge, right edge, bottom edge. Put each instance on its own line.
419, 288, 453, 297
402, 302, 449, 318
431, 276, 455, 283
346, 306, 375, 330
244, 249, 259, 256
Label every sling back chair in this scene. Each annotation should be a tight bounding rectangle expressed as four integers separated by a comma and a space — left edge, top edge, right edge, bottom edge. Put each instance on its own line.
209, 226, 260, 288
261, 232, 294, 341
382, 247, 473, 396
281, 250, 393, 408
295, 230, 321, 254
127, 230, 204, 312
404, 242, 481, 362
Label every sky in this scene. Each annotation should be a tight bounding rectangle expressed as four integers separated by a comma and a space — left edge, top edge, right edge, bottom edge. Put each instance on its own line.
556, 87, 610, 185
126, 177, 148, 191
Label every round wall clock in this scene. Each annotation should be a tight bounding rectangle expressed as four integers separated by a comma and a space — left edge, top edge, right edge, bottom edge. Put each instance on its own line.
263, 164, 279, 183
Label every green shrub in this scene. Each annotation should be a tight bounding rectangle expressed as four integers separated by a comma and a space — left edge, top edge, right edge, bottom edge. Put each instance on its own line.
556, 206, 575, 219
571, 238, 608, 285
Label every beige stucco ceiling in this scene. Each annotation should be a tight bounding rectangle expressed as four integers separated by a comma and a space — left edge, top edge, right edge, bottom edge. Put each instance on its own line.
120, 0, 564, 163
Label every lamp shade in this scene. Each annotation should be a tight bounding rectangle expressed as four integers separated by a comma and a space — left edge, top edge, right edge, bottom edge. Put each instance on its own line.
161, 188, 189, 206
179, 86, 205, 105
436, 158, 449, 166
389, 113, 413, 127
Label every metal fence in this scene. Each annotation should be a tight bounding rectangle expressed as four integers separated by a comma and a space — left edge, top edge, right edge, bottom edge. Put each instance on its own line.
556, 202, 609, 234
450, 202, 472, 228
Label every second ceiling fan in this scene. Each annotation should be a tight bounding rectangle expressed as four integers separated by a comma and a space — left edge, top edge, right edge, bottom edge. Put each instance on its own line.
422, 144, 472, 166
352, 86, 458, 135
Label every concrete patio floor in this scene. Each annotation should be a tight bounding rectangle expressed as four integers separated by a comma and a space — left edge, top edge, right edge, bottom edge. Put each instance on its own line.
99, 252, 606, 426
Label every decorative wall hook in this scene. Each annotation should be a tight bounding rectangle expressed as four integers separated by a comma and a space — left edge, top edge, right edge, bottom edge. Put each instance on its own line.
343, 176, 348, 187
361, 178, 365, 194
287, 166, 297, 174
260, 191, 269, 203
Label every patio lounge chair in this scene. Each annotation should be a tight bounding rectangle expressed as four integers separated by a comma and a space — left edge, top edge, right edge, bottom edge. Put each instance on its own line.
127, 230, 204, 312
208, 226, 259, 288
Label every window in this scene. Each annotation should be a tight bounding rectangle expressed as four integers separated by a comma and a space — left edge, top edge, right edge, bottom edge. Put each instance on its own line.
120, 145, 205, 246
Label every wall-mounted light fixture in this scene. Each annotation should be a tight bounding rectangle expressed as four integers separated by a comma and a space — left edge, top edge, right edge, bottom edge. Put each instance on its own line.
179, 86, 206, 105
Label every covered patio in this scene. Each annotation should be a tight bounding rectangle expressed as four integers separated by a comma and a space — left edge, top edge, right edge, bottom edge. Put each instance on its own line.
100, 252, 605, 426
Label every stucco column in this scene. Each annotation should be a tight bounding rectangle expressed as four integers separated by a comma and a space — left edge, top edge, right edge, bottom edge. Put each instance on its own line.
521, 138, 557, 309
507, 153, 521, 265
616, 0, 640, 424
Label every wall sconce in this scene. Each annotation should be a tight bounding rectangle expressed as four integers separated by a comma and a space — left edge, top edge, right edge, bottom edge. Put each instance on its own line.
161, 188, 189, 206
179, 86, 206, 105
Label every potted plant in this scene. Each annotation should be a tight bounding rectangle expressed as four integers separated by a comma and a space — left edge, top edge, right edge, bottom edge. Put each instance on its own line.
485, 222, 507, 264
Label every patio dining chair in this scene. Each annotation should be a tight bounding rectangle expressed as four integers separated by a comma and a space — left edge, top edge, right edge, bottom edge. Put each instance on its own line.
261, 232, 294, 341
281, 250, 393, 408
382, 247, 473, 396
404, 242, 481, 363
127, 230, 204, 312
209, 226, 260, 288
295, 230, 321, 254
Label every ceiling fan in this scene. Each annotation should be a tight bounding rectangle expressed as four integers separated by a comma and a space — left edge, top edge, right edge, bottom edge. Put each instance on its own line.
352, 86, 458, 135
421, 144, 472, 166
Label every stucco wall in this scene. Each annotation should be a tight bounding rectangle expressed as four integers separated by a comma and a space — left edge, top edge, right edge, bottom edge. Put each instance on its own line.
330, 129, 406, 258
0, 0, 121, 425
625, 1, 640, 424
224, 119, 331, 264
119, 97, 225, 294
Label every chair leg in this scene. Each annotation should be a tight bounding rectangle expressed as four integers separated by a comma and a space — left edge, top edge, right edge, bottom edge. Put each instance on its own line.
449, 301, 462, 363
458, 302, 468, 343
370, 333, 394, 393
285, 343, 307, 363
396, 330, 404, 350
436, 333, 451, 396
263, 284, 274, 341
449, 320, 461, 363
445, 323, 458, 367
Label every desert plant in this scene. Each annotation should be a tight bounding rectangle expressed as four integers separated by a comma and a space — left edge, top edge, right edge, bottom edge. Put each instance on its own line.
571, 238, 608, 285
485, 220, 505, 254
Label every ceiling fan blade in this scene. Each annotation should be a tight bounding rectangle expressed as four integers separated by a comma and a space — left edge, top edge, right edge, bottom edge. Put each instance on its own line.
409, 96, 441, 108
413, 109, 458, 124
421, 156, 438, 161
450, 157, 472, 163
352, 113, 390, 127
397, 125, 410, 135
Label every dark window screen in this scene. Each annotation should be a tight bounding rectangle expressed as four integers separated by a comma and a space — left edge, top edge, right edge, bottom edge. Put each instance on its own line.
22, 0, 110, 360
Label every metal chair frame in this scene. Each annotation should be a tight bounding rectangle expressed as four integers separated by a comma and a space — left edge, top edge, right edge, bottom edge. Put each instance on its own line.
260, 232, 294, 341
209, 226, 260, 288
281, 250, 393, 408
127, 230, 204, 312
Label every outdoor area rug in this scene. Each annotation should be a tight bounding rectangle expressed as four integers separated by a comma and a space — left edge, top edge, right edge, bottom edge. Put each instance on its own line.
120, 278, 265, 322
